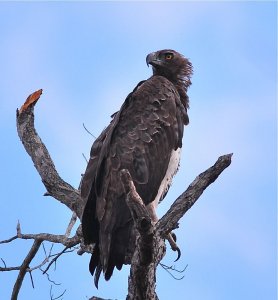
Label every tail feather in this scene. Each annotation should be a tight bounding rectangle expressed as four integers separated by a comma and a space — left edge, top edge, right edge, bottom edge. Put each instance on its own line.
104, 264, 115, 281
82, 193, 99, 245
83, 193, 136, 286
89, 245, 102, 288
89, 245, 99, 276
94, 263, 102, 289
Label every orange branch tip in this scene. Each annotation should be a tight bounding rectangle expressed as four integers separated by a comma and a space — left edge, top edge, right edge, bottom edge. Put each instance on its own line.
19, 89, 43, 114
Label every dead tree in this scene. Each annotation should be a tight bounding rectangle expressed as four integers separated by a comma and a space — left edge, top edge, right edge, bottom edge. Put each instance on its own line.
0, 90, 232, 300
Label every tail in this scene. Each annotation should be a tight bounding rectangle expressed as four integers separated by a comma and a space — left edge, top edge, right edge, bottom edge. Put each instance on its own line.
101, 218, 135, 282
89, 246, 102, 289
82, 193, 136, 288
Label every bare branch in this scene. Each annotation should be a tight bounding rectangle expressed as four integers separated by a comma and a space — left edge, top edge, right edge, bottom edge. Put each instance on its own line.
1, 256, 49, 273
11, 231, 80, 247
65, 212, 78, 237
11, 239, 42, 300
16, 90, 84, 218
156, 154, 233, 236
0, 266, 21, 272
0, 221, 81, 275
0, 235, 17, 244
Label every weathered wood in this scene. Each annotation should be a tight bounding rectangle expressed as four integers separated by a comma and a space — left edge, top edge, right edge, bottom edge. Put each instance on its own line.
16, 90, 83, 218
156, 154, 233, 237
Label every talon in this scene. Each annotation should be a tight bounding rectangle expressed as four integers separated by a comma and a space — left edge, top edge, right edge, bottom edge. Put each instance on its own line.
174, 246, 181, 262
171, 232, 177, 242
166, 232, 182, 261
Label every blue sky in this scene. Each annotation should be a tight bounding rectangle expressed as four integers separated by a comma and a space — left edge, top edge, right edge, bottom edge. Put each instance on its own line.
0, 1, 276, 299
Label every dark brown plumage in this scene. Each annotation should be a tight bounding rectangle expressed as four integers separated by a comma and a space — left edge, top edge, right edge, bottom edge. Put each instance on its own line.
81, 49, 193, 288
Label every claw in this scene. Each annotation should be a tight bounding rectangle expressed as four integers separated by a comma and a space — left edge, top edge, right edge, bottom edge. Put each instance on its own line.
166, 232, 181, 261
171, 232, 177, 242
174, 246, 181, 262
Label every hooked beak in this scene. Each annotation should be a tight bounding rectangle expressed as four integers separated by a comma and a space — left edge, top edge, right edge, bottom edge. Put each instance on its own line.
146, 52, 162, 67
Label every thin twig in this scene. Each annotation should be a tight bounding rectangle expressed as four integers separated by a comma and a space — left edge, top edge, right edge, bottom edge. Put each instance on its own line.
29, 271, 35, 289
43, 246, 70, 274
50, 285, 66, 300
159, 263, 187, 280
18, 232, 80, 247
82, 123, 97, 139
0, 266, 21, 271
1, 258, 6, 267
0, 235, 17, 244
65, 212, 77, 237
16, 221, 21, 236
40, 268, 61, 286
0, 244, 79, 273
82, 153, 89, 164
1, 229, 80, 248
52, 289, 66, 300
42, 242, 47, 257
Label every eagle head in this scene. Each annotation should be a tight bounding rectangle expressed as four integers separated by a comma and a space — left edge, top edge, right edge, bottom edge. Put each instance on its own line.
146, 49, 192, 88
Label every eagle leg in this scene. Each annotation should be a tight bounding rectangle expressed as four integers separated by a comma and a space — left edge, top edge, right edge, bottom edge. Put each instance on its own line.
166, 232, 181, 262
146, 202, 181, 261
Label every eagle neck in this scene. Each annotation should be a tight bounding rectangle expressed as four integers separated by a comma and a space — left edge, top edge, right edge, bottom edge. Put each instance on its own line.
174, 79, 190, 110
152, 74, 191, 111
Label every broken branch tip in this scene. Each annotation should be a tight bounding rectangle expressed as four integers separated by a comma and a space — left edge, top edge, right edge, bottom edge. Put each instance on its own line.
18, 89, 43, 114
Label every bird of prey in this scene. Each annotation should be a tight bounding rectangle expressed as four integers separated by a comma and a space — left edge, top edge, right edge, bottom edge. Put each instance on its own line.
81, 49, 193, 288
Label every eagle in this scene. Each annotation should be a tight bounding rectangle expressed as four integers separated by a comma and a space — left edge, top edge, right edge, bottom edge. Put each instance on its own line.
81, 49, 193, 288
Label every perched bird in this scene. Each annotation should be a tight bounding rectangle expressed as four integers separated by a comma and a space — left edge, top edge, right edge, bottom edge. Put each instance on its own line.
81, 49, 193, 288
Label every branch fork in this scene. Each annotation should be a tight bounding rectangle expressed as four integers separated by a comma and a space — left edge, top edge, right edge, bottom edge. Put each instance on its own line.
120, 153, 232, 300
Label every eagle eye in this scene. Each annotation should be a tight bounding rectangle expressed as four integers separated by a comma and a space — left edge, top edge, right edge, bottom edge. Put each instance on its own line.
165, 53, 174, 60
